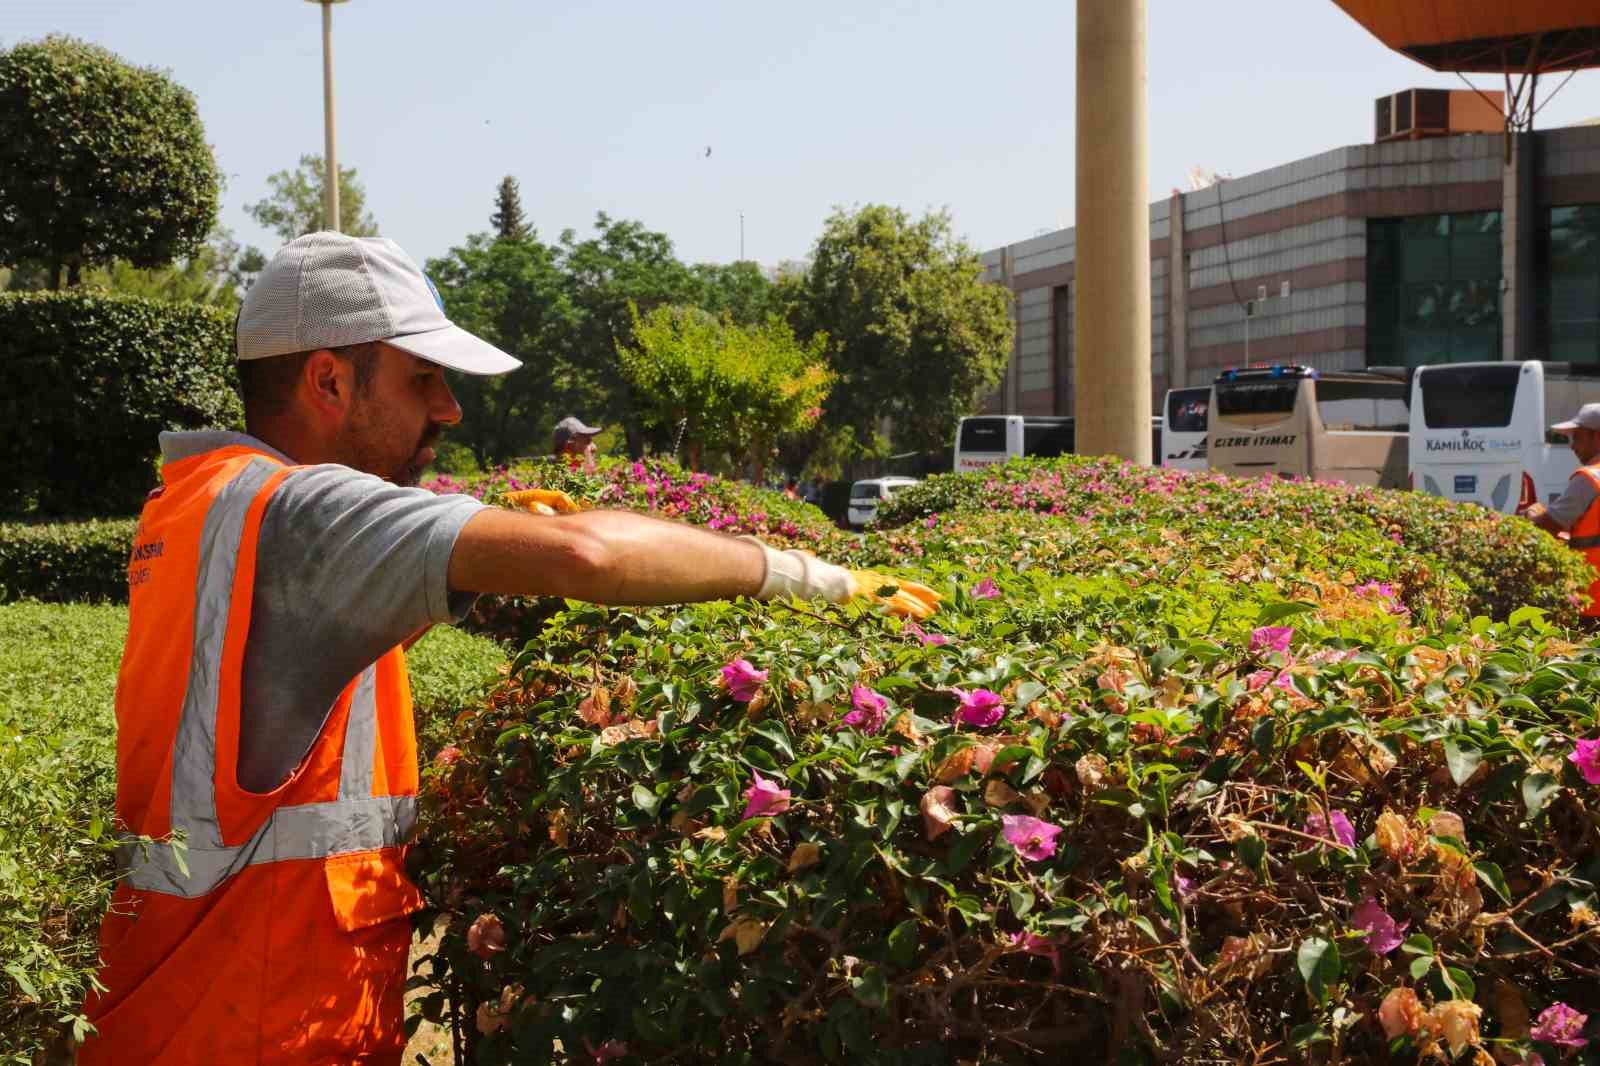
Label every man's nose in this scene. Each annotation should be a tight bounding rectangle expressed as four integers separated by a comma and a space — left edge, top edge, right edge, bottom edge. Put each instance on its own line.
432, 378, 463, 426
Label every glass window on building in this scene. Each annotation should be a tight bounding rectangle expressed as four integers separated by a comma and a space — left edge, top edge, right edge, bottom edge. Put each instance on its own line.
1547, 206, 1600, 363
1367, 211, 1502, 367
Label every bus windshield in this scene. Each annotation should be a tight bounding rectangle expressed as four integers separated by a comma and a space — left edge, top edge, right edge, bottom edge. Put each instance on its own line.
958, 417, 1008, 453
1420, 364, 1521, 429
1023, 420, 1074, 458
1166, 389, 1209, 431
1216, 380, 1298, 418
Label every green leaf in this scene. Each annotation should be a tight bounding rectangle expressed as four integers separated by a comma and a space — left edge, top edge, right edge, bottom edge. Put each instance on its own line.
1473, 860, 1512, 903
849, 965, 888, 1009
751, 720, 795, 762
1400, 932, 1435, 957
1441, 966, 1475, 1001
1257, 601, 1317, 624
1442, 740, 1482, 787
1522, 771, 1561, 819
632, 783, 662, 817
1409, 956, 1434, 980
1008, 884, 1036, 919
1296, 937, 1341, 1005
886, 919, 919, 968
1014, 680, 1046, 707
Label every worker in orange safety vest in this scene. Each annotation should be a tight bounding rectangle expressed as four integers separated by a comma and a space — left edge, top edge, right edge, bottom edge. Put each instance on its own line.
1522, 403, 1600, 624
79, 232, 938, 1064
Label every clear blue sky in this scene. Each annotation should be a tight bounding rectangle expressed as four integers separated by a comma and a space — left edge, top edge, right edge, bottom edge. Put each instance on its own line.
8, 2, 1597, 268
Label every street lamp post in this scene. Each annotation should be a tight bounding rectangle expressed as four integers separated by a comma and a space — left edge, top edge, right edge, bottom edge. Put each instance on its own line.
305, 0, 351, 232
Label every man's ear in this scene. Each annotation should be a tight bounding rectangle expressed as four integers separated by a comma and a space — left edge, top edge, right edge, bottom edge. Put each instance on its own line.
301, 349, 353, 421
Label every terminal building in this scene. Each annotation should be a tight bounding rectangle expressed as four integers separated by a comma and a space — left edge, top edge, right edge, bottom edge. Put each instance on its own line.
981, 90, 1600, 415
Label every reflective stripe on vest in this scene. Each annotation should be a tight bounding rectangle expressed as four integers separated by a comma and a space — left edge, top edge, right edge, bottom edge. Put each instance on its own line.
117, 458, 411, 897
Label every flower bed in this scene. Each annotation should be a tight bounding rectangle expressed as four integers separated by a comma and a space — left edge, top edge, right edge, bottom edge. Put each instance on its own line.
413, 464, 1600, 1064
875, 458, 1589, 625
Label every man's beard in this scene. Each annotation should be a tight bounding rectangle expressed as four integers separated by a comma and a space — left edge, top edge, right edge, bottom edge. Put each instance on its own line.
395, 425, 442, 486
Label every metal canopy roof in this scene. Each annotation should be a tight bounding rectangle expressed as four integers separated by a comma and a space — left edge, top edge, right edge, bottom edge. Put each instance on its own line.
1331, 2, 1600, 73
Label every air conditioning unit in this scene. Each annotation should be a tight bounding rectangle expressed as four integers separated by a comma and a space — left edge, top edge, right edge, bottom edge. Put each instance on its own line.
1374, 88, 1503, 143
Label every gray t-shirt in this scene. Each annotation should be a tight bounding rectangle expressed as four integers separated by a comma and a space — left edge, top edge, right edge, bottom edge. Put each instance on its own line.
159, 432, 484, 792
1547, 469, 1599, 530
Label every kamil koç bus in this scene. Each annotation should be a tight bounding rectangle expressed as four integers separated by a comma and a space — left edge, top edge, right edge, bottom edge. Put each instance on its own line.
1410, 361, 1600, 513
1206, 365, 1411, 489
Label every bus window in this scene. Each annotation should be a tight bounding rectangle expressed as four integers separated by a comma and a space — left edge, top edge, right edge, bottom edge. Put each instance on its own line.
1023, 420, 1074, 458
1420, 364, 1521, 428
1315, 379, 1409, 431
1166, 389, 1209, 431
1216, 380, 1298, 418
958, 417, 1007, 453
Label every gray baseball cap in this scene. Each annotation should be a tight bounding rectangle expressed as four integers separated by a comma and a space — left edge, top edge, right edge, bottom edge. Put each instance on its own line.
235, 231, 521, 375
552, 416, 602, 446
1551, 404, 1600, 433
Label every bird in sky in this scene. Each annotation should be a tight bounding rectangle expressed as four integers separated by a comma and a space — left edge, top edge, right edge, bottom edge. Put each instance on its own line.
705, 146, 712, 158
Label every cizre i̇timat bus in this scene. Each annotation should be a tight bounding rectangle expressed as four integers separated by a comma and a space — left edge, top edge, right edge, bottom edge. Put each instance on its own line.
953, 415, 1163, 471
1206, 365, 1411, 489
1409, 361, 1600, 514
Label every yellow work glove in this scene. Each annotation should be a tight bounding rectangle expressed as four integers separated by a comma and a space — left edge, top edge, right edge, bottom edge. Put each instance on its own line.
503, 488, 583, 515
848, 570, 943, 620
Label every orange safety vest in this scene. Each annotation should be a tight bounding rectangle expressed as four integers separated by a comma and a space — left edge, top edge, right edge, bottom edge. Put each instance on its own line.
79, 444, 423, 1065
1569, 465, 1600, 619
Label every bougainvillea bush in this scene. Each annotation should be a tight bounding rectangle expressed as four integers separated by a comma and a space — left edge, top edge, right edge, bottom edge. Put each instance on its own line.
875, 458, 1589, 625
412, 467, 1600, 1064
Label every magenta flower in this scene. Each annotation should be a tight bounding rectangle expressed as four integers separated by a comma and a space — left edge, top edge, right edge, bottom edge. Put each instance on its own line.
906, 621, 951, 647
1351, 897, 1408, 955
971, 578, 1000, 600
721, 658, 767, 702
1249, 625, 1294, 654
1002, 814, 1063, 862
742, 772, 791, 820
1531, 1002, 1588, 1048
953, 687, 1004, 728
841, 685, 889, 734
1009, 930, 1061, 972
1569, 738, 1600, 785
1305, 809, 1356, 848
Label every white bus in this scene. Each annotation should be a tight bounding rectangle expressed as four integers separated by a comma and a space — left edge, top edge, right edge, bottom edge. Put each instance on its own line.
953, 415, 1161, 471
1207, 365, 1411, 489
1161, 387, 1210, 471
1409, 361, 1600, 513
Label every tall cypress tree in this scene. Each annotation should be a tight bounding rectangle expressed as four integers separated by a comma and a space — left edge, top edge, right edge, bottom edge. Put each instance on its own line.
490, 176, 528, 241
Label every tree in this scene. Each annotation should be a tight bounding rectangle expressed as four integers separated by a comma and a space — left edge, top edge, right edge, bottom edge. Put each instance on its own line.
246, 154, 379, 241
690, 261, 782, 325
0, 35, 221, 288
617, 304, 831, 479
559, 214, 701, 452
425, 232, 581, 467
789, 205, 1013, 456
490, 176, 528, 241
84, 227, 253, 311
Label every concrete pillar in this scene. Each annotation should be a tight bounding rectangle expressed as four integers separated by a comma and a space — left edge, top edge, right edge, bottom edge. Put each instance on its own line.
1168, 191, 1188, 389
1501, 132, 1538, 360
1074, 0, 1151, 462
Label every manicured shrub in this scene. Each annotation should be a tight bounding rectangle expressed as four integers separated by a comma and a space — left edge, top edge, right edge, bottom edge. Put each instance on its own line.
0, 518, 136, 604
415, 488, 1600, 1063
0, 291, 240, 516
876, 457, 1590, 625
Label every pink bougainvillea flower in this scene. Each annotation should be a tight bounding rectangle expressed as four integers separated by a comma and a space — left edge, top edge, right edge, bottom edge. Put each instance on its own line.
1304, 809, 1356, 848
583, 1039, 629, 1063
1531, 1002, 1589, 1048
1351, 897, 1408, 955
1249, 625, 1294, 654
721, 658, 768, 703
1009, 930, 1061, 973
742, 772, 791, 820
921, 785, 958, 841
971, 578, 1001, 600
953, 687, 1005, 728
906, 620, 951, 647
1002, 813, 1063, 862
1378, 986, 1425, 1039
435, 745, 462, 766
466, 913, 506, 959
841, 684, 888, 734
1568, 738, 1600, 785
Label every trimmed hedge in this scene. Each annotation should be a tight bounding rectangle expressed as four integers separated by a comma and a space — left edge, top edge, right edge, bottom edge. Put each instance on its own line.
0, 291, 240, 516
875, 457, 1592, 625
0, 519, 135, 604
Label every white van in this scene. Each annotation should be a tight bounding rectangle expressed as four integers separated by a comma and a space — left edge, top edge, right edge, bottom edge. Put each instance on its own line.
1409, 361, 1600, 513
953, 414, 1161, 471
847, 476, 920, 527
1161, 387, 1210, 471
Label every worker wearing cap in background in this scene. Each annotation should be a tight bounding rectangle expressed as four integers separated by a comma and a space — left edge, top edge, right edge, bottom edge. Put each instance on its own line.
79, 231, 938, 1064
552, 414, 601, 472
1522, 402, 1600, 623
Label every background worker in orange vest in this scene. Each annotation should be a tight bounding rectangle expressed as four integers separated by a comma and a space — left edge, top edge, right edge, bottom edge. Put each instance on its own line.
1521, 403, 1600, 622
80, 232, 937, 1064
